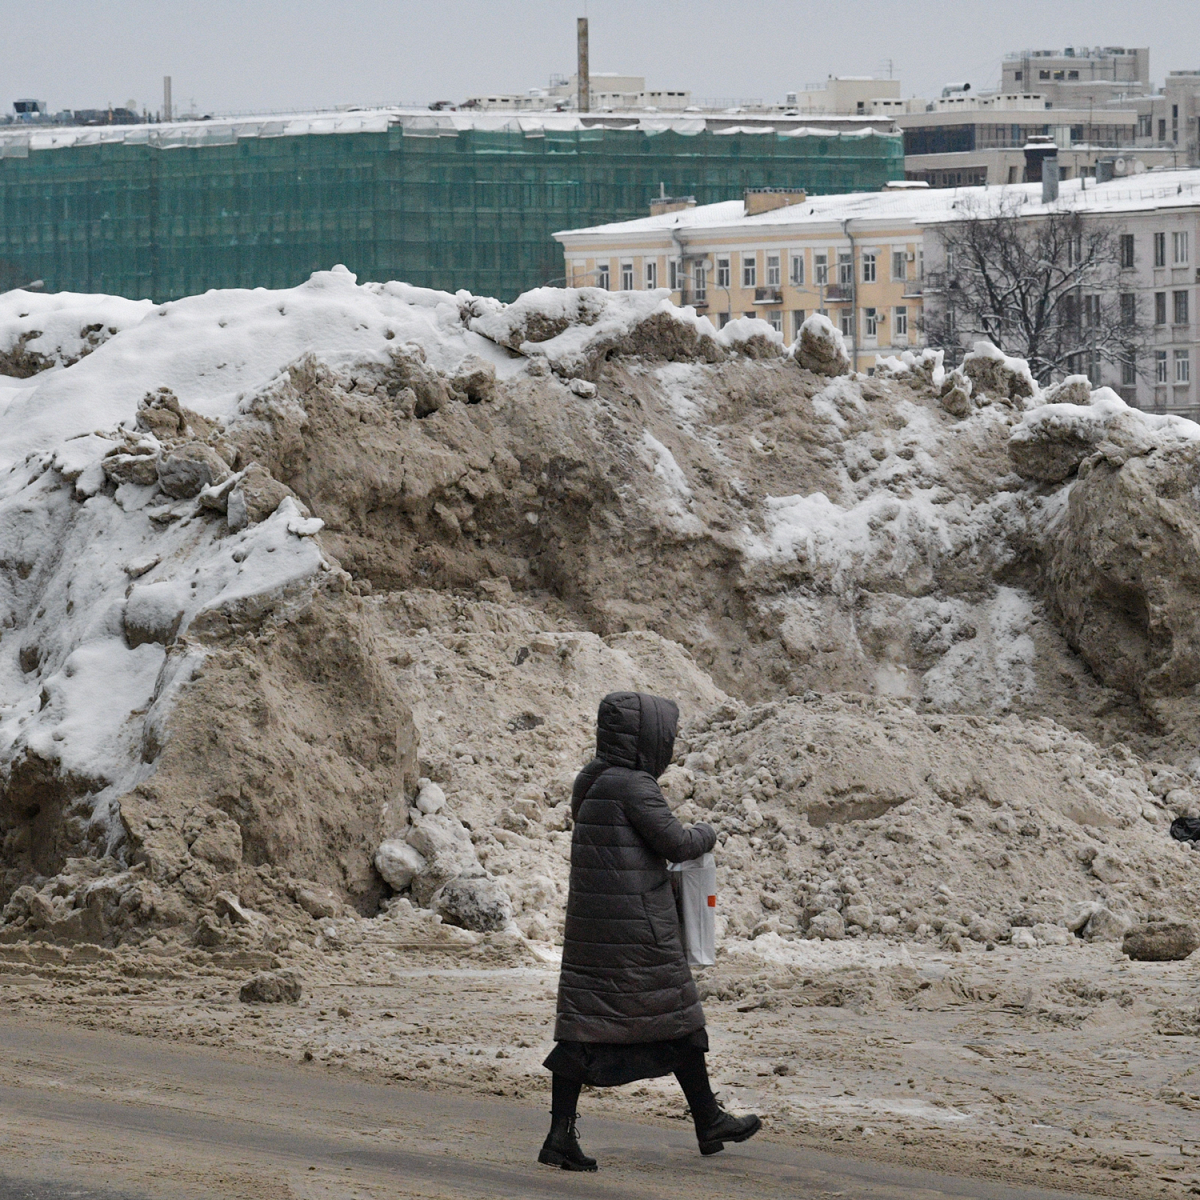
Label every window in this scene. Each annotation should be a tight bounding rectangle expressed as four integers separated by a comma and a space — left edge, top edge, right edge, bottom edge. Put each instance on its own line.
693, 263, 707, 303
1120, 234, 1135, 269
1156, 351, 1169, 384
1121, 354, 1136, 386
790, 254, 804, 286
1159, 118, 1167, 142
837, 251, 853, 286
1175, 290, 1190, 325
792, 310, 806, 337
596, 262, 611, 290
742, 255, 757, 288
620, 261, 634, 291
667, 259, 678, 291
892, 250, 907, 281
1155, 292, 1167, 325
839, 309, 854, 338
917, 248, 924, 278
1120, 293, 1137, 326
766, 253, 781, 287
717, 311, 732, 329
766, 310, 783, 333
1066, 237, 1084, 268
1085, 294, 1102, 327
1176, 349, 1191, 384
894, 306, 908, 338
1174, 231, 1190, 265
716, 256, 730, 288
1154, 232, 1167, 268
863, 307, 878, 338
645, 260, 657, 289
862, 252, 877, 283
814, 252, 829, 285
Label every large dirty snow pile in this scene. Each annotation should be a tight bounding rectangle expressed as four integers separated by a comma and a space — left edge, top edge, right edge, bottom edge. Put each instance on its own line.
468, 286, 783, 379
1, 276, 1199, 961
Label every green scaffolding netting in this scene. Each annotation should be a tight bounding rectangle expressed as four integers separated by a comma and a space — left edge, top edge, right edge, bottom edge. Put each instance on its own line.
0, 125, 904, 302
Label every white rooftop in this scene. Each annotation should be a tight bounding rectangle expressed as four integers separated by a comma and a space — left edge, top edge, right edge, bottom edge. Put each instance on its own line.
0, 106, 893, 155
554, 168, 1200, 240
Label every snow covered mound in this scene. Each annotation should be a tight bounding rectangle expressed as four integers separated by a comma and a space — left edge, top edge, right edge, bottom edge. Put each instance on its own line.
673, 695, 1200, 946
2, 269, 1200, 955
467, 286, 785, 379
0, 290, 153, 379
794, 313, 850, 376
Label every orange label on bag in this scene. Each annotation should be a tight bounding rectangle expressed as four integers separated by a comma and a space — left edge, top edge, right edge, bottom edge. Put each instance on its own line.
707, 895, 716, 907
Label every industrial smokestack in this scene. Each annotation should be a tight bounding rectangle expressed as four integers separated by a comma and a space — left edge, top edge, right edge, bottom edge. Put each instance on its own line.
577, 18, 589, 113
163, 76, 172, 122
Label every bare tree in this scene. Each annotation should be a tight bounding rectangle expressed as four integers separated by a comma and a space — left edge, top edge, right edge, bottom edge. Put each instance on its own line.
924, 194, 1150, 385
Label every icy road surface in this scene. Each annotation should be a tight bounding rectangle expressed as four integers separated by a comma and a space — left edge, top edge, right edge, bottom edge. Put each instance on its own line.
0, 1015, 1105, 1200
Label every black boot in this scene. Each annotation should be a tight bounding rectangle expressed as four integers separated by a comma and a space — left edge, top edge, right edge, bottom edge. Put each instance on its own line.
538, 1114, 598, 1172
693, 1104, 762, 1156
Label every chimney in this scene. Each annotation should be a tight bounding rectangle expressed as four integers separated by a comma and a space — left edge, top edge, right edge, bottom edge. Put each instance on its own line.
650, 195, 696, 217
577, 18, 589, 113
744, 187, 807, 215
163, 75, 172, 122
1023, 134, 1056, 182
1042, 156, 1059, 203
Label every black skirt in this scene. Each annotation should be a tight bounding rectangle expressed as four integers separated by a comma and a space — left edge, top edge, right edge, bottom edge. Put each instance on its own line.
542, 1028, 708, 1087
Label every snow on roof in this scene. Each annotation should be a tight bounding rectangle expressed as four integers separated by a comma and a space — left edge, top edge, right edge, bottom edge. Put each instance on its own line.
0, 107, 894, 155
554, 168, 1200, 241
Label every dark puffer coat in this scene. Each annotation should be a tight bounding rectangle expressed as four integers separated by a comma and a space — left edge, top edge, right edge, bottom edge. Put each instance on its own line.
553, 692, 717, 1044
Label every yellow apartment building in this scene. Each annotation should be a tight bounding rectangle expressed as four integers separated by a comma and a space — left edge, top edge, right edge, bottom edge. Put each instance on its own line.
553, 186, 936, 368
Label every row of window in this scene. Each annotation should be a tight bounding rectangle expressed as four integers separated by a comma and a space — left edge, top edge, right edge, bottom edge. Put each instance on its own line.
588, 247, 922, 293
1156, 349, 1192, 385
1099, 289, 1192, 327
1153, 290, 1191, 326
1120, 230, 1191, 269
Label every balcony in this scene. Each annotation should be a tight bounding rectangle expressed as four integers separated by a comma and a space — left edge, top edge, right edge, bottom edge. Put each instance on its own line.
822, 284, 851, 302
754, 286, 782, 304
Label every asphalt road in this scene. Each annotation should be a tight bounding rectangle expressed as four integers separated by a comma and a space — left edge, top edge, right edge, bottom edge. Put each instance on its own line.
0, 1016, 1104, 1200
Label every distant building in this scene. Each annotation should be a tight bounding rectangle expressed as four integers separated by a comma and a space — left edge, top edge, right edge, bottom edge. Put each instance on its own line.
901, 47, 1200, 186
0, 107, 902, 302
1002, 46, 1150, 106
554, 185, 933, 362
462, 74, 692, 113
897, 95, 1180, 187
555, 169, 1200, 417
787, 77, 915, 117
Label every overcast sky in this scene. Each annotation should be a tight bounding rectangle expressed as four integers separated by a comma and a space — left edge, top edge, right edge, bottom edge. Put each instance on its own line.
2, 1, 1197, 116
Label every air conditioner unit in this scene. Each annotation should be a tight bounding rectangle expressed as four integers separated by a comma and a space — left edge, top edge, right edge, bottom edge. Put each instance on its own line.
906, 252, 916, 262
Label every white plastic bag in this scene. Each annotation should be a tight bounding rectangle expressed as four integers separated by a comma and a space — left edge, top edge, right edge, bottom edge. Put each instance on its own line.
668, 852, 716, 966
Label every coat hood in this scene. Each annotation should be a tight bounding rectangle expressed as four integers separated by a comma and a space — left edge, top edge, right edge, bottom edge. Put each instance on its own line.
594, 691, 679, 779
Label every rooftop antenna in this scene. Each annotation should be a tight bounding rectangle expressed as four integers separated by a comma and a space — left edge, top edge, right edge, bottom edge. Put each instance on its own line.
577, 17, 589, 113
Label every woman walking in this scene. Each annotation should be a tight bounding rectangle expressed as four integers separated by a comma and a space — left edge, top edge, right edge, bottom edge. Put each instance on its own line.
539, 691, 761, 1171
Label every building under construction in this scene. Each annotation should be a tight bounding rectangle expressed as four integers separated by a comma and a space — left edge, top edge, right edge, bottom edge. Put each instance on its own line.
0, 108, 903, 301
